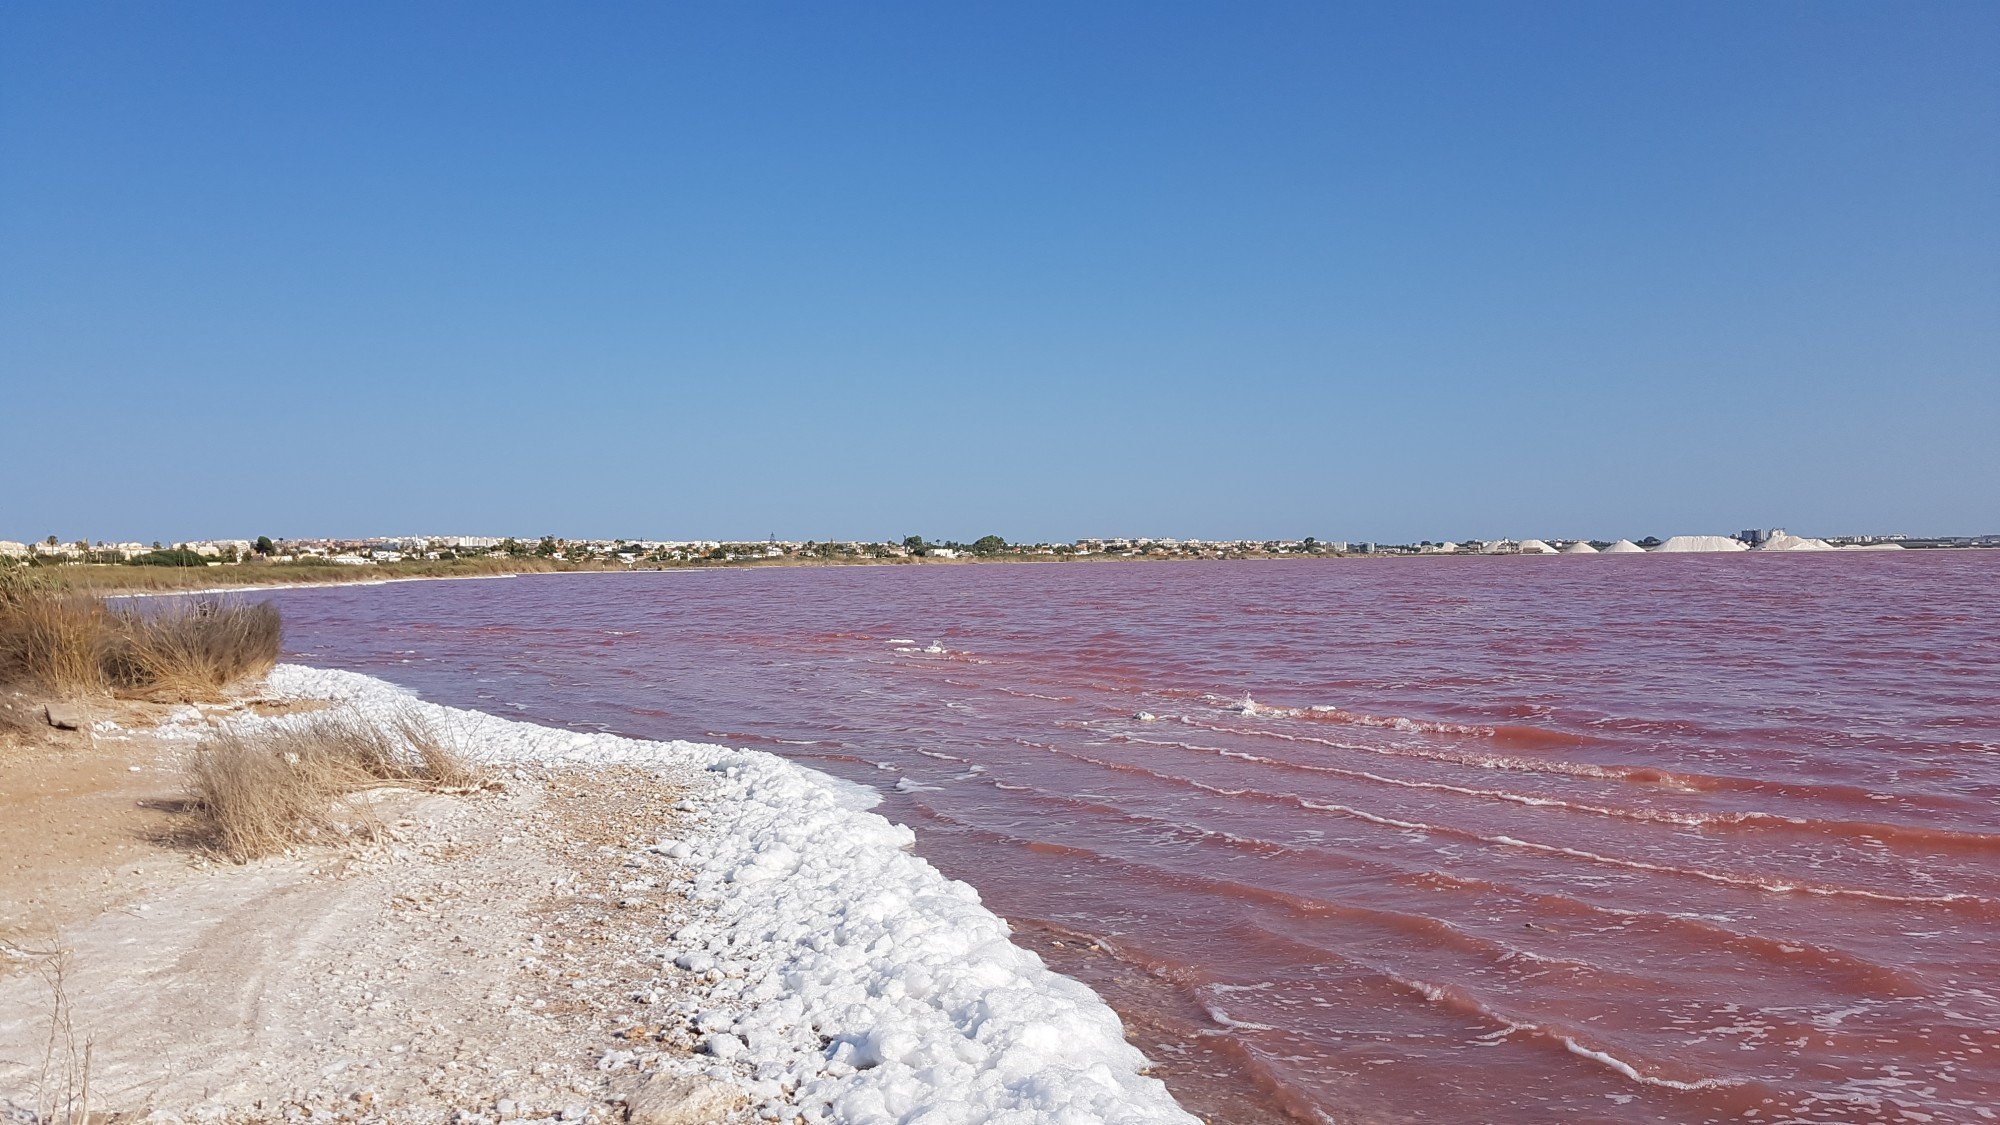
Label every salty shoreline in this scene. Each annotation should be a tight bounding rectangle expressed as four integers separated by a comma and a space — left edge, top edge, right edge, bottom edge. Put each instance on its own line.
44, 664, 1199, 1122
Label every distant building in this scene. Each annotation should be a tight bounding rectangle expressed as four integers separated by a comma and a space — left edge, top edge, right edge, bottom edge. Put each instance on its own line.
185, 539, 254, 557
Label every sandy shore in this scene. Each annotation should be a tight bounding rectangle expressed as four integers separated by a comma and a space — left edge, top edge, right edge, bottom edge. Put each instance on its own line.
0, 670, 1197, 1123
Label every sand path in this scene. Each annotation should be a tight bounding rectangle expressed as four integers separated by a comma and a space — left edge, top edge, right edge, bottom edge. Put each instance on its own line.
0, 717, 735, 1124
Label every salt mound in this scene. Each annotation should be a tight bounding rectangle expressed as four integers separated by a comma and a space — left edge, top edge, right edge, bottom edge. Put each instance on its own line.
1841, 542, 1906, 551
1560, 541, 1599, 554
1651, 535, 1748, 553
1602, 540, 1646, 554
1755, 533, 1835, 552
1516, 539, 1558, 554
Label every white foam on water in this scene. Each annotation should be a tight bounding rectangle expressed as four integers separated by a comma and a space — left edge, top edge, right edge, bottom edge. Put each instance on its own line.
1560, 1038, 1737, 1092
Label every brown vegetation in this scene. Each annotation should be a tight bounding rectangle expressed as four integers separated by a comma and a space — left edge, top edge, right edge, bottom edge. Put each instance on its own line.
0, 578, 111, 697
104, 599, 282, 700
0, 573, 280, 702
186, 712, 484, 862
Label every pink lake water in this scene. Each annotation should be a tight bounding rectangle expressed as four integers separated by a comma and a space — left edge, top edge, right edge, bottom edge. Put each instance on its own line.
261, 554, 2000, 1123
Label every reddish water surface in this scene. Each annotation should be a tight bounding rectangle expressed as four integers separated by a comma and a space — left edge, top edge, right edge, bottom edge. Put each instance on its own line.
264, 554, 2000, 1123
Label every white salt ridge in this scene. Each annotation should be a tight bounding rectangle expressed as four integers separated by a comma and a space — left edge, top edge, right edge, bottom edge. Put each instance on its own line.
208, 665, 1199, 1124
1514, 539, 1558, 554
1601, 540, 1647, 554
1650, 535, 1749, 553
1559, 542, 1598, 554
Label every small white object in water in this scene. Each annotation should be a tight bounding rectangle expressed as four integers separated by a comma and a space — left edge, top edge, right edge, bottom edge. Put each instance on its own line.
1134, 711, 1158, 723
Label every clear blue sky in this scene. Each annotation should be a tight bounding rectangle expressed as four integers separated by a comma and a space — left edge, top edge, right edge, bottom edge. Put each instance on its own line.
3, 2, 1995, 545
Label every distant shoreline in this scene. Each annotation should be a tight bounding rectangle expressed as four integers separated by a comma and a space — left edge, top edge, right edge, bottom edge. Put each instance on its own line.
55, 542, 1992, 600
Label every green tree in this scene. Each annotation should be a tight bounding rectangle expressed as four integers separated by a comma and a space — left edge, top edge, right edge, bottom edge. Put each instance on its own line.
535, 536, 560, 558
255, 536, 275, 556
902, 535, 928, 557
130, 548, 206, 567
971, 534, 1007, 556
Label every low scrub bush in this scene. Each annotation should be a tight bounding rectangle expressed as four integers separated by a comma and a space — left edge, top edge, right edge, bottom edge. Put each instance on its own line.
0, 575, 111, 696
0, 573, 282, 700
106, 599, 282, 700
126, 548, 209, 567
186, 711, 483, 861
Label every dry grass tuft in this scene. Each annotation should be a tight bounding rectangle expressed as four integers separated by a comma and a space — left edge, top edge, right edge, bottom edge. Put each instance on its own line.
186, 710, 485, 862
0, 572, 282, 701
394, 711, 483, 789
0, 576, 112, 697
0, 937, 95, 1124
106, 599, 282, 701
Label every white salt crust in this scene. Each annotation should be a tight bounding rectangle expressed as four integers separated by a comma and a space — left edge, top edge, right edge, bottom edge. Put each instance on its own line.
165, 665, 1197, 1125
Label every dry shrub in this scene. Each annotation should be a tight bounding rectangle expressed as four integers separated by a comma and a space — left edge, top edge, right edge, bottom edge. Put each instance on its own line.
0, 575, 282, 701
0, 576, 112, 697
107, 599, 282, 701
187, 710, 484, 862
394, 710, 483, 788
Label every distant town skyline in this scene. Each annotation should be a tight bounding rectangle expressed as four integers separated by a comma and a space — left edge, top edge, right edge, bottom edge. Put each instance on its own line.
5, 526, 1991, 561
5, 4, 1995, 541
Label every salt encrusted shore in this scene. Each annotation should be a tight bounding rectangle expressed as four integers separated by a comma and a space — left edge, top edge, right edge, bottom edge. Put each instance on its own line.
165, 664, 1197, 1124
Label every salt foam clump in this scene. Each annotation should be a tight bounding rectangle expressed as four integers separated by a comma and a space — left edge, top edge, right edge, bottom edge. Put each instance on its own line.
251, 664, 1199, 1124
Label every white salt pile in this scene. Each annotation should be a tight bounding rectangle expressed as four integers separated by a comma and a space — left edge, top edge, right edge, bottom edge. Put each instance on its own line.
170, 666, 1200, 1125
1560, 541, 1599, 554
1650, 535, 1749, 553
1754, 533, 1836, 551
1515, 539, 1558, 554
1602, 540, 1647, 554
